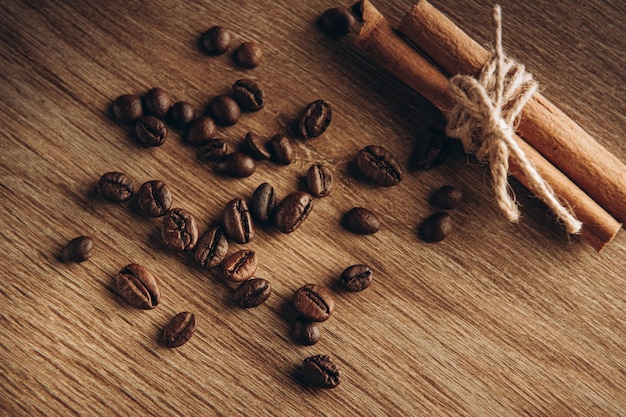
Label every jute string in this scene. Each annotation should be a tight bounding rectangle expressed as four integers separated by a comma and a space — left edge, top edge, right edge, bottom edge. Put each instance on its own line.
445, 5, 582, 234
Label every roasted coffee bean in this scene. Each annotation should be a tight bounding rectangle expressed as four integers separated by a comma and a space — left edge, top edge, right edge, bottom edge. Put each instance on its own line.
143, 87, 172, 119
234, 278, 272, 308
136, 115, 167, 147
216, 152, 256, 178
200, 26, 231, 55
293, 318, 320, 346
61, 236, 94, 262
234, 41, 263, 68
137, 180, 172, 217
115, 263, 160, 310
222, 249, 258, 283
430, 185, 463, 209
273, 191, 313, 234
355, 145, 403, 186
185, 116, 217, 145
302, 355, 341, 388
194, 225, 229, 269
168, 101, 196, 128
207, 95, 241, 126
244, 131, 271, 160
161, 208, 199, 251
232, 79, 265, 112
162, 312, 197, 348
317, 7, 356, 38
341, 264, 372, 292
200, 138, 229, 161
341, 207, 380, 235
98, 171, 134, 202
306, 164, 333, 198
411, 128, 450, 170
298, 100, 332, 139
293, 283, 334, 322
250, 182, 276, 223
270, 134, 295, 165
222, 198, 254, 244
112, 94, 143, 123
418, 211, 453, 243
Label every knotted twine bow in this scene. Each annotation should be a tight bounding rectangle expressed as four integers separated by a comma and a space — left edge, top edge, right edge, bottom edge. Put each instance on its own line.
445, 5, 582, 234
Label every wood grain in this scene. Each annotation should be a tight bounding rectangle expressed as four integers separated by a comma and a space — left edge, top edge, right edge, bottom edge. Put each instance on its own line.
0, 0, 624, 416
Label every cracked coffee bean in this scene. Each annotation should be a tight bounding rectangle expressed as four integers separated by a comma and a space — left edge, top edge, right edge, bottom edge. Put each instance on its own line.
61, 236, 94, 262
250, 182, 276, 224
200, 26, 231, 55
112, 94, 143, 123
341, 264, 372, 292
222, 198, 254, 244
136, 115, 167, 147
293, 283, 334, 322
293, 318, 320, 346
194, 225, 229, 269
355, 145, 403, 186
137, 180, 172, 217
234, 278, 272, 308
161, 207, 199, 251
216, 152, 256, 178
430, 185, 462, 210
199, 138, 229, 161
302, 355, 341, 389
98, 171, 134, 202
418, 211, 453, 243
273, 191, 313, 234
297, 100, 332, 139
162, 312, 197, 348
341, 207, 380, 235
143, 87, 172, 119
115, 263, 160, 310
306, 164, 333, 198
232, 79, 265, 112
222, 249, 258, 283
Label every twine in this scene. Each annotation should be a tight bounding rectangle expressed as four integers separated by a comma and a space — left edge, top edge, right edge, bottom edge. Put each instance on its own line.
445, 5, 582, 234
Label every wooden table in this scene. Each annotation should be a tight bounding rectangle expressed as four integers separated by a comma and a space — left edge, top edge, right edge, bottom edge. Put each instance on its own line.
1, 0, 624, 415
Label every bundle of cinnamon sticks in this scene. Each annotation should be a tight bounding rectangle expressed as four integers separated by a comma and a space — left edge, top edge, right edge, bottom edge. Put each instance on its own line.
347, 0, 625, 251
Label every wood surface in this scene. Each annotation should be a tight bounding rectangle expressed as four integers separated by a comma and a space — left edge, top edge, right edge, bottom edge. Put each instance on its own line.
0, 0, 624, 416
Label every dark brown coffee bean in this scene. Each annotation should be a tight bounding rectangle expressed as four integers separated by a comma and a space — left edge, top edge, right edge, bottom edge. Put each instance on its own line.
161, 208, 199, 251
270, 134, 295, 165
143, 87, 172, 119
250, 182, 276, 223
293, 318, 320, 346
162, 312, 196, 348
136, 115, 167, 147
137, 180, 172, 217
222, 249, 258, 283
341, 264, 372, 292
234, 41, 262, 68
222, 198, 255, 244
306, 164, 333, 198
207, 95, 241, 126
185, 116, 217, 145
168, 101, 196, 129
115, 263, 160, 310
234, 278, 271, 308
341, 207, 380, 235
200, 26, 231, 55
411, 128, 450, 170
112, 94, 143, 123
293, 284, 334, 322
302, 355, 341, 388
244, 131, 271, 160
418, 211, 453, 243
216, 152, 256, 178
200, 138, 229, 161
317, 7, 356, 38
232, 79, 265, 112
61, 236, 94, 262
298, 100, 332, 139
273, 191, 313, 234
430, 185, 463, 209
355, 145, 403, 186
194, 225, 229, 269
98, 171, 134, 202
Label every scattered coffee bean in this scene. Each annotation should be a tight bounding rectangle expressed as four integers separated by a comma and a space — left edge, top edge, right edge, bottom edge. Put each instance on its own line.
162, 312, 197, 348
293, 318, 320, 346
293, 283, 334, 322
430, 185, 462, 209
317, 7, 356, 38
355, 145, 403, 186
135, 115, 167, 147
161, 208, 199, 251
200, 138, 229, 161
234, 41, 263, 68
222, 249, 258, 283
222, 198, 255, 244
418, 211, 453, 243
168, 101, 196, 129
137, 180, 172, 217
306, 164, 333, 198
270, 134, 295, 165
194, 225, 229, 269
342, 207, 380, 235
98, 171, 134, 202
244, 131, 271, 160
411, 128, 450, 170
250, 182, 276, 223
302, 355, 341, 388
341, 264, 372, 292
297, 100, 332, 139
185, 116, 217, 145
216, 152, 256, 178
273, 191, 313, 234
143, 87, 172, 119
232, 79, 265, 112
115, 263, 160, 310
207, 95, 241, 126
112, 94, 143, 123
234, 278, 272, 308
61, 236, 94, 262
200, 26, 231, 55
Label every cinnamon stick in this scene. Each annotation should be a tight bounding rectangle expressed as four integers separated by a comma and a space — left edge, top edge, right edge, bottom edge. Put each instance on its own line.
351, 0, 621, 250
398, 0, 626, 226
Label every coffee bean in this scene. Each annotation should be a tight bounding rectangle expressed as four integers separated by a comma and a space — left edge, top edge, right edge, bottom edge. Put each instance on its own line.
143, 87, 172, 119
430, 185, 462, 209
302, 355, 341, 388
112, 94, 143, 123
162, 312, 197, 348
250, 182, 276, 223
194, 225, 229, 269
222, 249, 258, 283
306, 164, 333, 198
137, 180, 172, 217
341, 264, 372, 292
222, 198, 255, 244
298, 100, 332, 139
136, 115, 167, 147
200, 138, 229, 161
185, 116, 217, 145
273, 191, 313, 234
61, 236, 94, 262
168, 101, 196, 129
200, 26, 231, 55
244, 131, 271, 160
317, 7, 356, 38
355, 145, 403, 186
234, 41, 262, 68
341, 207, 380, 235
98, 171, 134, 202
270, 134, 295, 165
115, 263, 160, 310
418, 211, 452, 243
411, 128, 450, 170
293, 318, 320, 346
207, 95, 241, 126
293, 284, 334, 322
232, 79, 265, 112
161, 208, 199, 251
234, 278, 272, 308
216, 152, 256, 178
